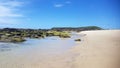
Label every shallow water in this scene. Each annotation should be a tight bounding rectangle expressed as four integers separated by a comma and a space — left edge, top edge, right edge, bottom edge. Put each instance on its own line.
0, 35, 80, 68
0, 37, 74, 53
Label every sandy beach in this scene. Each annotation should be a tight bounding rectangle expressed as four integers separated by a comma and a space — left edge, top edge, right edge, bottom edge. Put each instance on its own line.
71, 30, 120, 68
0, 30, 120, 68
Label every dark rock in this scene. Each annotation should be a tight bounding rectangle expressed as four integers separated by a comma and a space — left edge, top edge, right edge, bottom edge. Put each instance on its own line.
75, 39, 81, 41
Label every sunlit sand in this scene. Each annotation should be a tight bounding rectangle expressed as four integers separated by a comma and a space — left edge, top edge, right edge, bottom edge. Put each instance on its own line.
71, 30, 120, 68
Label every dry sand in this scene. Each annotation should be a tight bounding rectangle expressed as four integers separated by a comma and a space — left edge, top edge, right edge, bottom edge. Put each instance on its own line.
71, 30, 120, 68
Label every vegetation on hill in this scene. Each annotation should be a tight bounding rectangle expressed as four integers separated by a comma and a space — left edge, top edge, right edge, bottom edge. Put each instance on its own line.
51, 26, 103, 32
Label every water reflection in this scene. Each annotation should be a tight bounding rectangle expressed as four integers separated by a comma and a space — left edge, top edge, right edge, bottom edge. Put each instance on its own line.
0, 35, 81, 68
0, 36, 74, 52
0, 43, 19, 52
0, 34, 81, 53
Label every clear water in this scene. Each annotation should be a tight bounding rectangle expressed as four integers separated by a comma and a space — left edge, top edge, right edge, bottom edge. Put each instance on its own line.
0, 35, 81, 68
0, 37, 75, 53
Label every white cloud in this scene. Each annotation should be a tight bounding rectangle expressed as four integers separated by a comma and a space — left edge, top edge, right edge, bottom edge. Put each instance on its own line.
0, 0, 25, 24
0, 17, 19, 24
0, 1, 24, 8
54, 1, 71, 8
54, 4, 64, 8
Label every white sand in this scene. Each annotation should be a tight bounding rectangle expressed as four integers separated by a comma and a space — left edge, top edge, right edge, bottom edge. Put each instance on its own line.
71, 30, 120, 68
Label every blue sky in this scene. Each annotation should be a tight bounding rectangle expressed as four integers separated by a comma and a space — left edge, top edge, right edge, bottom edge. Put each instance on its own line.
0, 0, 119, 29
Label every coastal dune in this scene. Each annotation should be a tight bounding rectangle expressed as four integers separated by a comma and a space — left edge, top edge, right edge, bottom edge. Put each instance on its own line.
71, 30, 120, 68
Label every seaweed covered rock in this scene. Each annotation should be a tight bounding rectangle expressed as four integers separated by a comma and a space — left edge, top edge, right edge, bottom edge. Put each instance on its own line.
75, 39, 81, 41
11, 37, 26, 42
47, 31, 70, 38
59, 32, 70, 38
